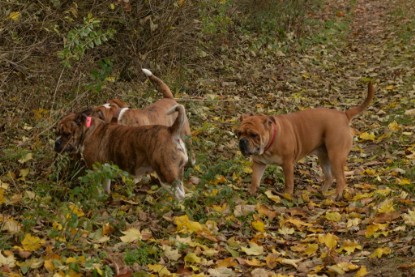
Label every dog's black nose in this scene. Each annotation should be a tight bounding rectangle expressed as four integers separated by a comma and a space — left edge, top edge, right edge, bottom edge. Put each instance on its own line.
54, 140, 62, 152
239, 138, 250, 156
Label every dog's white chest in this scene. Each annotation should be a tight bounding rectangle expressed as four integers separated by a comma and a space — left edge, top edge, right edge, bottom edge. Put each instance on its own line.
253, 153, 284, 165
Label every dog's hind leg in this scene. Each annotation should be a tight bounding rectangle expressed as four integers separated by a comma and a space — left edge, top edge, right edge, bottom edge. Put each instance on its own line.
316, 148, 333, 193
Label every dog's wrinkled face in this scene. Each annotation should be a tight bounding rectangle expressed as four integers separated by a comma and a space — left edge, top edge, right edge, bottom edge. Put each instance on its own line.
91, 99, 128, 123
236, 114, 275, 156
54, 113, 82, 153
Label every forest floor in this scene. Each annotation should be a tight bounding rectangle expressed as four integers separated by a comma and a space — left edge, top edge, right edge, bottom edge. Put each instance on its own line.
1, 0, 415, 276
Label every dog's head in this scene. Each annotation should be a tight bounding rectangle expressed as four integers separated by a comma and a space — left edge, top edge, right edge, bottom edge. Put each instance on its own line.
91, 99, 129, 123
54, 109, 93, 154
236, 114, 276, 156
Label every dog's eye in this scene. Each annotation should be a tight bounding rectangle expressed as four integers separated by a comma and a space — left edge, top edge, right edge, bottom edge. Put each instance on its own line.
251, 133, 258, 139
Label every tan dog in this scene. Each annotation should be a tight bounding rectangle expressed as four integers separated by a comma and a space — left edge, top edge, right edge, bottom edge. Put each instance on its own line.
75, 104, 188, 200
236, 83, 374, 199
92, 68, 195, 166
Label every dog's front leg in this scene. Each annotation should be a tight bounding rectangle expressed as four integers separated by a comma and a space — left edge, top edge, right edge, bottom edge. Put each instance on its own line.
250, 162, 267, 195
282, 161, 295, 195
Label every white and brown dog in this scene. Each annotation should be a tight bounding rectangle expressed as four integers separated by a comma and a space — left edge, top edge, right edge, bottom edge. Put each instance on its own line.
236, 83, 374, 199
74, 104, 188, 200
92, 69, 195, 166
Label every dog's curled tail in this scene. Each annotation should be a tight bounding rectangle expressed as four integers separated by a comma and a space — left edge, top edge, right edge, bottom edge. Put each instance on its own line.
345, 82, 374, 121
167, 104, 185, 137
142, 68, 174, 99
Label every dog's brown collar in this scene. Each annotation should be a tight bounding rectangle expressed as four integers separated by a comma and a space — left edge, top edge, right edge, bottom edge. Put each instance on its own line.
264, 124, 277, 152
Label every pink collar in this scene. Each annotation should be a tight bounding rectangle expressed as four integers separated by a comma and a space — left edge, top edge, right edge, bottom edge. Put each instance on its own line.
85, 116, 92, 128
264, 124, 277, 152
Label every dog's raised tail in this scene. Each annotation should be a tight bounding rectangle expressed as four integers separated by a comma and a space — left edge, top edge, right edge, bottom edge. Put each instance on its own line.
142, 68, 174, 99
345, 82, 374, 121
167, 104, 185, 137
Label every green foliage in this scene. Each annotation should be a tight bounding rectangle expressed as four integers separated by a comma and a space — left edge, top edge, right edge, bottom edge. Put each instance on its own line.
74, 163, 135, 208
124, 242, 160, 266
200, 0, 233, 37
58, 14, 115, 68
87, 58, 114, 93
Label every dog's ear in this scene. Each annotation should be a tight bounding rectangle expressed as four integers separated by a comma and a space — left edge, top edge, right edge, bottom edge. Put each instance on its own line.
264, 116, 276, 127
240, 113, 253, 121
75, 109, 92, 126
109, 99, 128, 108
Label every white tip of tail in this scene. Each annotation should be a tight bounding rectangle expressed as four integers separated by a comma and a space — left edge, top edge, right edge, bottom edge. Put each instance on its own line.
142, 68, 153, 77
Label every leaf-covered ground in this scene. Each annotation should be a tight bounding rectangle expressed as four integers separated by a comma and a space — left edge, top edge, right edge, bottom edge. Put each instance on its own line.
1, 0, 415, 276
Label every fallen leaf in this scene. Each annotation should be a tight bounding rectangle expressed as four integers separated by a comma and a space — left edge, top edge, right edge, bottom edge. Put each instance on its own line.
369, 247, 391, 258
318, 233, 338, 250
241, 242, 264, 256
0, 251, 16, 268
402, 209, 415, 226
21, 234, 45, 251
120, 228, 142, 243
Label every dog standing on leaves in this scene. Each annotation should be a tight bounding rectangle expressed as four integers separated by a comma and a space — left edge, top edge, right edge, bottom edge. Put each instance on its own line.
75, 104, 189, 200
236, 83, 374, 199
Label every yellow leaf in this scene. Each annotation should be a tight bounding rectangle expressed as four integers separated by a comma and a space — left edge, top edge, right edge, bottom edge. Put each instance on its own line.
241, 242, 264, 256
397, 178, 411, 186
370, 247, 391, 258
359, 132, 375, 141
0, 188, 4, 205
264, 190, 281, 203
243, 258, 264, 267
19, 168, 30, 181
9, 11, 21, 21
402, 209, 415, 226
33, 108, 49, 120
278, 226, 295, 235
53, 222, 63, 231
216, 257, 238, 268
68, 203, 84, 217
362, 169, 376, 176
21, 233, 45, 251
212, 203, 228, 213
0, 251, 16, 268
212, 175, 227, 185
327, 262, 359, 274
18, 153, 33, 164
365, 223, 388, 238
251, 220, 265, 232
184, 252, 202, 264
174, 215, 204, 233
120, 228, 142, 243
1, 216, 21, 234
44, 259, 55, 272
285, 217, 312, 228
318, 233, 338, 250
377, 199, 395, 214
256, 204, 277, 220
243, 166, 252, 174
388, 121, 401, 131
355, 266, 368, 277
340, 240, 362, 255
147, 264, 172, 276
385, 85, 395, 90
303, 243, 318, 256
325, 211, 342, 222
162, 245, 181, 261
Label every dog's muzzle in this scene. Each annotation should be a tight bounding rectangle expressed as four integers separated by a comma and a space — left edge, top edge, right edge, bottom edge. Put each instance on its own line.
54, 138, 63, 152
239, 138, 251, 156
